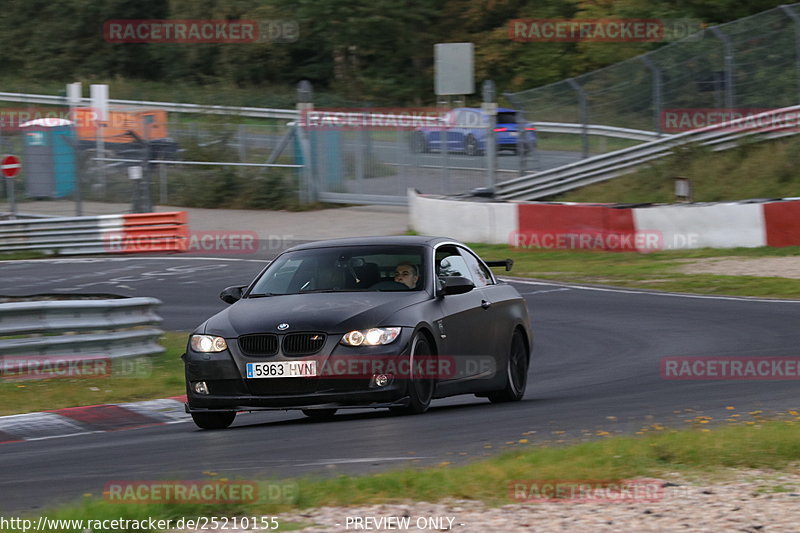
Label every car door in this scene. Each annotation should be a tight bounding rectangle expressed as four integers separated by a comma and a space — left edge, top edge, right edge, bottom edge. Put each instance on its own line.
433, 245, 496, 392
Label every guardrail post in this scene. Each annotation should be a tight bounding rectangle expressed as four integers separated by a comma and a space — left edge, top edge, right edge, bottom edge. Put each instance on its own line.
780, 5, 800, 104
566, 78, 589, 159
709, 26, 736, 112
639, 55, 664, 136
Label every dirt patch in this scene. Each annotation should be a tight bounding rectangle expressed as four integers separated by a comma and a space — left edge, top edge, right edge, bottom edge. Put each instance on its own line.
679, 257, 800, 279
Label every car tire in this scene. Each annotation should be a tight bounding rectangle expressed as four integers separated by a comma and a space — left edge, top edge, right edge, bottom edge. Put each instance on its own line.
191, 411, 236, 430
390, 332, 435, 415
465, 134, 479, 156
302, 408, 338, 419
487, 330, 528, 403
410, 132, 429, 153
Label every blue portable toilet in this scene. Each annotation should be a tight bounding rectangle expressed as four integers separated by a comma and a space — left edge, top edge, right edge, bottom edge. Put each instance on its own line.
20, 118, 76, 198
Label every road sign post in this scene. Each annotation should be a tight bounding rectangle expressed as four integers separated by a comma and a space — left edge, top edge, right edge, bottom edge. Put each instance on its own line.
2, 155, 21, 218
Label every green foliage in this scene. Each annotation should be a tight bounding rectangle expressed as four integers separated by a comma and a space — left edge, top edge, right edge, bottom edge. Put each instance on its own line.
1, 0, 795, 103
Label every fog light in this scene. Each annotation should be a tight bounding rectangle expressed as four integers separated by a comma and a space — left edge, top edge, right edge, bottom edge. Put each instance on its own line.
373, 373, 392, 387
193, 381, 209, 395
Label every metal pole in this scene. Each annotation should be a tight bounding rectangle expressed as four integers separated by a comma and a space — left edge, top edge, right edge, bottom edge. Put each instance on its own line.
567, 78, 589, 158
640, 55, 663, 135
296, 80, 315, 203
142, 117, 153, 212
780, 5, 800, 104
440, 95, 451, 192
710, 26, 735, 111
5, 177, 16, 219
482, 80, 497, 189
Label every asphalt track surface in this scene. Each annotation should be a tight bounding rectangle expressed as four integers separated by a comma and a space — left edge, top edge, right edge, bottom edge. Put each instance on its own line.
2, 257, 800, 512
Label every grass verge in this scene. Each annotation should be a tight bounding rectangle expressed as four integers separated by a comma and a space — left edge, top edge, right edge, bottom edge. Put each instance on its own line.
5, 418, 800, 531
0, 332, 187, 417
469, 243, 800, 299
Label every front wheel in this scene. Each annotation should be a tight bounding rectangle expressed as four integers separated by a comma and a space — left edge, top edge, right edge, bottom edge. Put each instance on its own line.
487, 330, 529, 403
390, 333, 435, 415
191, 411, 236, 430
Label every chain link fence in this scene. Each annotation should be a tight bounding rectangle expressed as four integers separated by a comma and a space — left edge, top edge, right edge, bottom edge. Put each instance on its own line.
507, 4, 800, 136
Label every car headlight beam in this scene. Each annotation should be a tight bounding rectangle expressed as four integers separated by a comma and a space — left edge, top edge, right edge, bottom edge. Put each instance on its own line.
340, 327, 401, 346
190, 334, 228, 353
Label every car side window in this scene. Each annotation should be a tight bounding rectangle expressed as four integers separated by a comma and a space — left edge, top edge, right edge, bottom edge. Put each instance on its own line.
458, 248, 494, 287
435, 245, 474, 283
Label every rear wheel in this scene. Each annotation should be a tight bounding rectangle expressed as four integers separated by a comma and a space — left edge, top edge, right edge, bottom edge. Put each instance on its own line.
410, 132, 429, 153
302, 408, 338, 419
390, 332, 435, 415
488, 330, 528, 403
191, 411, 236, 430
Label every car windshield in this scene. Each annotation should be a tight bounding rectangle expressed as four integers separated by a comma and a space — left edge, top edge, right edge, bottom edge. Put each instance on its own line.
249, 245, 426, 295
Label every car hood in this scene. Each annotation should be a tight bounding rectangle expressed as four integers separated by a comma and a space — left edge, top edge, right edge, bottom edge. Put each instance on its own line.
202, 291, 429, 336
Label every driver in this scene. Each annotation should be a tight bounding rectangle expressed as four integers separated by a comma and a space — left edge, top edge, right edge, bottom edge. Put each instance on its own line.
393, 263, 419, 289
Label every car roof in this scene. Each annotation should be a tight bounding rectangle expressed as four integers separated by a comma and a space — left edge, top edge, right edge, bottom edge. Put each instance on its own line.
284, 235, 461, 252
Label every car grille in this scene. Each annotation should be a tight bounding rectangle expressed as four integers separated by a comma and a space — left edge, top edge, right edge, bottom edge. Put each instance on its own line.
238, 334, 279, 356
282, 333, 326, 355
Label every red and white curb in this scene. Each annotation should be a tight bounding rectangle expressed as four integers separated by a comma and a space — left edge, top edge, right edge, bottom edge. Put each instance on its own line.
409, 190, 800, 250
0, 396, 188, 443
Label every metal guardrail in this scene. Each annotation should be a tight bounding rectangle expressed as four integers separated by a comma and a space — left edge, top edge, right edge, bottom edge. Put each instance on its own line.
0, 91, 297, 120
0, 91, 660, 142
0, 212, 187, 254
533, 122, 661, 141
496, 106, 800, 200
0, 297, 164, 360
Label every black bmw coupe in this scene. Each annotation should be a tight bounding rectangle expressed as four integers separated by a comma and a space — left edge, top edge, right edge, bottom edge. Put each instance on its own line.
183, 236, 532, 429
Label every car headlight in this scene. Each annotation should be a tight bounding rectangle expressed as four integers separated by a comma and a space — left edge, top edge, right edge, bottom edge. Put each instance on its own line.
340, 327, 401, 346
190, 334, 228, 352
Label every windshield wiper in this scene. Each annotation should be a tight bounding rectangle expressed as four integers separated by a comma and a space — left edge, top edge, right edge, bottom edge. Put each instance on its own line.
247, 293, 280, 298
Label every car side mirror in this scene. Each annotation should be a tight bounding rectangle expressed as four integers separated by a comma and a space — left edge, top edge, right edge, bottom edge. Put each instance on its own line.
220, 285, 245, 304
438, 276, 475, 296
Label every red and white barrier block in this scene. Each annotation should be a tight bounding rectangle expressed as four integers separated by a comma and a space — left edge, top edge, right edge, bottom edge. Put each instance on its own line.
408, 190, 800, 251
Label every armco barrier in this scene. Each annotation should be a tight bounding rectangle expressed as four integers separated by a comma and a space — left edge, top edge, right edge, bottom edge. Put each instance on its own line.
408, 190, 800, 251
0, 211, 188, 254
0, 297, 164, 361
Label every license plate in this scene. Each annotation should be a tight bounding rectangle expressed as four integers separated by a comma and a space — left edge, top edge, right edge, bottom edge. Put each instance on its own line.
509, 131, 518, 137
246, 361, 317, 378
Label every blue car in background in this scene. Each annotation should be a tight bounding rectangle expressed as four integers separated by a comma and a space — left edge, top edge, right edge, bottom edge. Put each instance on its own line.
410, 107, 536, 155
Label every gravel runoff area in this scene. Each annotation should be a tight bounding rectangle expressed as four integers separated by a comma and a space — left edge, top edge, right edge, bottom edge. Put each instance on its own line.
189, 470, 800, 533
679, 256, 800, 280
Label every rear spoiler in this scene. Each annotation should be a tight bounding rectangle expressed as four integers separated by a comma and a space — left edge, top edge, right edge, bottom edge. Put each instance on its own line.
484, 259, 514, 271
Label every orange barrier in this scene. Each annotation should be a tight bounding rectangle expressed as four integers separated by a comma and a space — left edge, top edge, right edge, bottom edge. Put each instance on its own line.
109, 211, 188, 253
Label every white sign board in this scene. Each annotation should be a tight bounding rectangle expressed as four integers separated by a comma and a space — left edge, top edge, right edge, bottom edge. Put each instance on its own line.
435, 43, 474, 96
